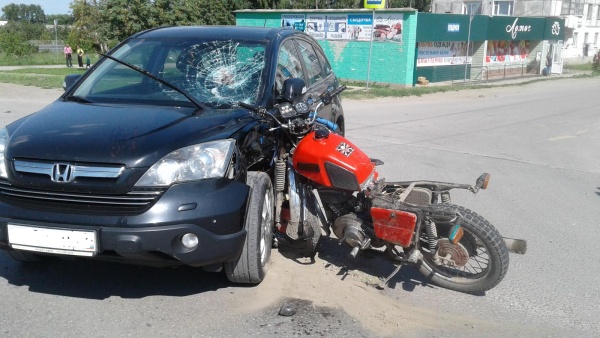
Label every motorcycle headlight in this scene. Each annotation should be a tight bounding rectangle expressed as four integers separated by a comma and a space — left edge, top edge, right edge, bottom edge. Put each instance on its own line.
135, 139, 235, 187
0, 128, 9, 179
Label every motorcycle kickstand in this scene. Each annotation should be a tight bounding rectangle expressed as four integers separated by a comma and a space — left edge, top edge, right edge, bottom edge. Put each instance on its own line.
377, 263, 404, 290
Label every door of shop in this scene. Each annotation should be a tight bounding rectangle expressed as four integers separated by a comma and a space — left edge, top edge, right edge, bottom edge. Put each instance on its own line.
551, 41, 563, 74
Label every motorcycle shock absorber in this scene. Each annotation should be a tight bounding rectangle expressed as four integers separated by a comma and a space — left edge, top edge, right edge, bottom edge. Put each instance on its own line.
441, 192, 451, 203
424, 218, 438, 252
275, 158, 286, 192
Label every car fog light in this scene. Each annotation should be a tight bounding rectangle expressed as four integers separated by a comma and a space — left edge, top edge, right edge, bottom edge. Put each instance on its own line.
181, 233, 199, 249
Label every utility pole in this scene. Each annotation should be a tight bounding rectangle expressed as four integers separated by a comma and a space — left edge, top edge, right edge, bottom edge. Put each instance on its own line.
464, 6, 474, 83
54, 19, 58, 62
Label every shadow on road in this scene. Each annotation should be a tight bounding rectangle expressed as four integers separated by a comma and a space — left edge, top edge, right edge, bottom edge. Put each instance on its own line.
314, 237, 435, 293
0, 252, 234, 300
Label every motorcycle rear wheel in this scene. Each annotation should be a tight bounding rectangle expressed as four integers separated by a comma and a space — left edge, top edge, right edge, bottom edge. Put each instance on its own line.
417, 205, 509, 294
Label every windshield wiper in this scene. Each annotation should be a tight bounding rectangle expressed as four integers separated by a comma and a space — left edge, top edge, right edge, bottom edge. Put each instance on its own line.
99, 53, 207, 111
65, 95, 92, 103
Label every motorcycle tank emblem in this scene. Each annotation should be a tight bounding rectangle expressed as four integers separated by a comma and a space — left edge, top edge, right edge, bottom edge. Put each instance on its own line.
296, 163, 320, 172
336, 142, 354, 157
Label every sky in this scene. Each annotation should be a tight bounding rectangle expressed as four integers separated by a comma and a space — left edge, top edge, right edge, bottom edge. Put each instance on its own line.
0, 0, 72, 16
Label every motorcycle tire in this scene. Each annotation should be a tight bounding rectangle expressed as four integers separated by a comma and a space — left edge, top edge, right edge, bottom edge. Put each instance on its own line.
225, 172, 274, 284
417, 204, 509, 294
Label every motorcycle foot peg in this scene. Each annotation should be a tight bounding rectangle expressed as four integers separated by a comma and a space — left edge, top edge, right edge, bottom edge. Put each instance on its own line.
349, 246, 360, 258
407, 249, 423, 265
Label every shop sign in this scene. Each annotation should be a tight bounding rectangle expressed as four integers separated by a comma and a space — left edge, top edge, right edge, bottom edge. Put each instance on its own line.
417, 41, 472, 66
506, 18, 531, 39
447, 23, 460, 32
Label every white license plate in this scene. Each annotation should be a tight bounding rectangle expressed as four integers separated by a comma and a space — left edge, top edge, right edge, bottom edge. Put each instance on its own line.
7, 224, 97, 257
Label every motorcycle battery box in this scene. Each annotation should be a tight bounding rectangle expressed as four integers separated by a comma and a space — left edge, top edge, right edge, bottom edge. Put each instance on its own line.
371, 207, 417, 248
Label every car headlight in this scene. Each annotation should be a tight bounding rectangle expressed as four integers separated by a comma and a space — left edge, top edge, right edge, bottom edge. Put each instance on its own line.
0, 128, 9, 179
135, 139, 235, 187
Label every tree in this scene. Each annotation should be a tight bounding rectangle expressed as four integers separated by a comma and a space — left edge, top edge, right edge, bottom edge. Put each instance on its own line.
47, 14, 75, 26
69, 0, 104, 52
1, 3, 46, 23
0, 23, 38, 57
99, 0, 235, 42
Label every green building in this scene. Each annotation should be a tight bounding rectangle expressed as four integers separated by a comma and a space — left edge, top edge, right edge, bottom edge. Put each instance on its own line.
235, 9, 565, 86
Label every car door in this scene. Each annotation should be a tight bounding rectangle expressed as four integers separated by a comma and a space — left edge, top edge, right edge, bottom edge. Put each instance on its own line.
293, 37, 341, 132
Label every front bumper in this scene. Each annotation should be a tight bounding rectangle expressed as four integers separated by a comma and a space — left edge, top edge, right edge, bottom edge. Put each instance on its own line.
0, 178, 250, 267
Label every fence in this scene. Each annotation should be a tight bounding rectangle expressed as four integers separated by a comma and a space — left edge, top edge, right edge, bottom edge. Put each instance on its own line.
417, 61, 542, 86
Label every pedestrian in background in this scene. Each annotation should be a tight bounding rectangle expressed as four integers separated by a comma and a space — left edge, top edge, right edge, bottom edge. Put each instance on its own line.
64, 44, 72, 67
86, 54, 91, 68
76, 45, 84, 68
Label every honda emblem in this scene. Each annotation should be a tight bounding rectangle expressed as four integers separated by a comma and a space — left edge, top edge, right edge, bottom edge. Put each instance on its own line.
52, 163, 74, 182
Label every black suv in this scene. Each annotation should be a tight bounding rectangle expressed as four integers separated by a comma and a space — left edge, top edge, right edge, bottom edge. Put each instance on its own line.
0, 26, 344, 283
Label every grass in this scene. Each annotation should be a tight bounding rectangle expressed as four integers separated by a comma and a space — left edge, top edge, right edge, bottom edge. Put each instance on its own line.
340, 80, 493, 99
0, 52, 101, 67
0, 51, 65, 66
0, 67, 88, 89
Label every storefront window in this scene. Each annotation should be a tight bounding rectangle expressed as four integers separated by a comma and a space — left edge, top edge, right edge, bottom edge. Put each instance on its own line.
493, 1, 514, 16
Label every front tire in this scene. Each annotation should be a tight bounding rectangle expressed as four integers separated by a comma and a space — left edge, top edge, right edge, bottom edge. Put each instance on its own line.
417, 205, 509, 294
225, 172, 274, 284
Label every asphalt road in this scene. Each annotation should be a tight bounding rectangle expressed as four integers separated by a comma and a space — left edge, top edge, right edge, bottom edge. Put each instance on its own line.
0, 77, 599, 337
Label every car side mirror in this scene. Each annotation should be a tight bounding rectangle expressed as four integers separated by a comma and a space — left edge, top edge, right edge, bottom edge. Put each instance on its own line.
280, 78, 306, 102
63, 74, 82, 91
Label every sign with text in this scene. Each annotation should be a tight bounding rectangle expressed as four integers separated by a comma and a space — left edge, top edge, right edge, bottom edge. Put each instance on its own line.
306, 14, 326, 39
348, 14, 373, 41
281, 14, 305, 31
364, 0, 386, 9
326, 15, 348, 40
373, 14, 403, 43
417, 41, 473, 66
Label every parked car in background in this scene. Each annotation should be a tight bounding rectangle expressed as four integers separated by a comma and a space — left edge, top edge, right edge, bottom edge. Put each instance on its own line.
0, 26, 345, 284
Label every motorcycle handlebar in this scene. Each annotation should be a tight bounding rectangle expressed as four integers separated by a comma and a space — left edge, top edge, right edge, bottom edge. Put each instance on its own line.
238, 102, 258, 111
315, 117, 338, 131
328, 85, 347, 99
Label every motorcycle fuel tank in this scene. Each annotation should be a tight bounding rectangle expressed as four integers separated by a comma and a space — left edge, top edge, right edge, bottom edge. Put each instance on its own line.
293, 130, 375, 191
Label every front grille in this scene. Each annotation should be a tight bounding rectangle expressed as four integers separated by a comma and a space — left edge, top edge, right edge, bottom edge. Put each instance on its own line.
0, 180, 165, 213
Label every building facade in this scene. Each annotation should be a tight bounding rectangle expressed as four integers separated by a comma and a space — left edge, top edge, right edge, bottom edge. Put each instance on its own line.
430, 0, 600, 59
236, 9, 564, 85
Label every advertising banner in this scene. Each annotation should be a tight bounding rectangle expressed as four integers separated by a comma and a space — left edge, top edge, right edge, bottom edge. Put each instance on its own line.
417, 41, 473, 66
373, 14, 402, 43
306, 14, 326, 39
325, 15, 349, 40
348, 14, 373, 41
486, 40, 530, 63
281, 14, 305, 31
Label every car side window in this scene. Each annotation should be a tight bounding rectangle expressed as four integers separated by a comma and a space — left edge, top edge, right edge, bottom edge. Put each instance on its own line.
275, 40, 304, 94
317, 50, 333, 77
296, 39, 323, 86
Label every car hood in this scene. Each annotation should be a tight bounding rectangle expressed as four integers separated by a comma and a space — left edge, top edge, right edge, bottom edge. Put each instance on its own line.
6, 100, 253, 168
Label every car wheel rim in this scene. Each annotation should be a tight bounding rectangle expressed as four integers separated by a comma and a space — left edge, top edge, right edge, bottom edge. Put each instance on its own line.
259, 190, 273, 265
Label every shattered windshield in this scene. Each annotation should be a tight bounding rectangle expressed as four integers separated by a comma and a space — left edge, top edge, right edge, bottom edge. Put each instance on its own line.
72, 37, 267, 108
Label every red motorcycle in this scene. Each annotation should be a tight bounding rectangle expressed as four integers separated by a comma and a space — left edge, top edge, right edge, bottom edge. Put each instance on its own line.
239, 79, 526, 294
